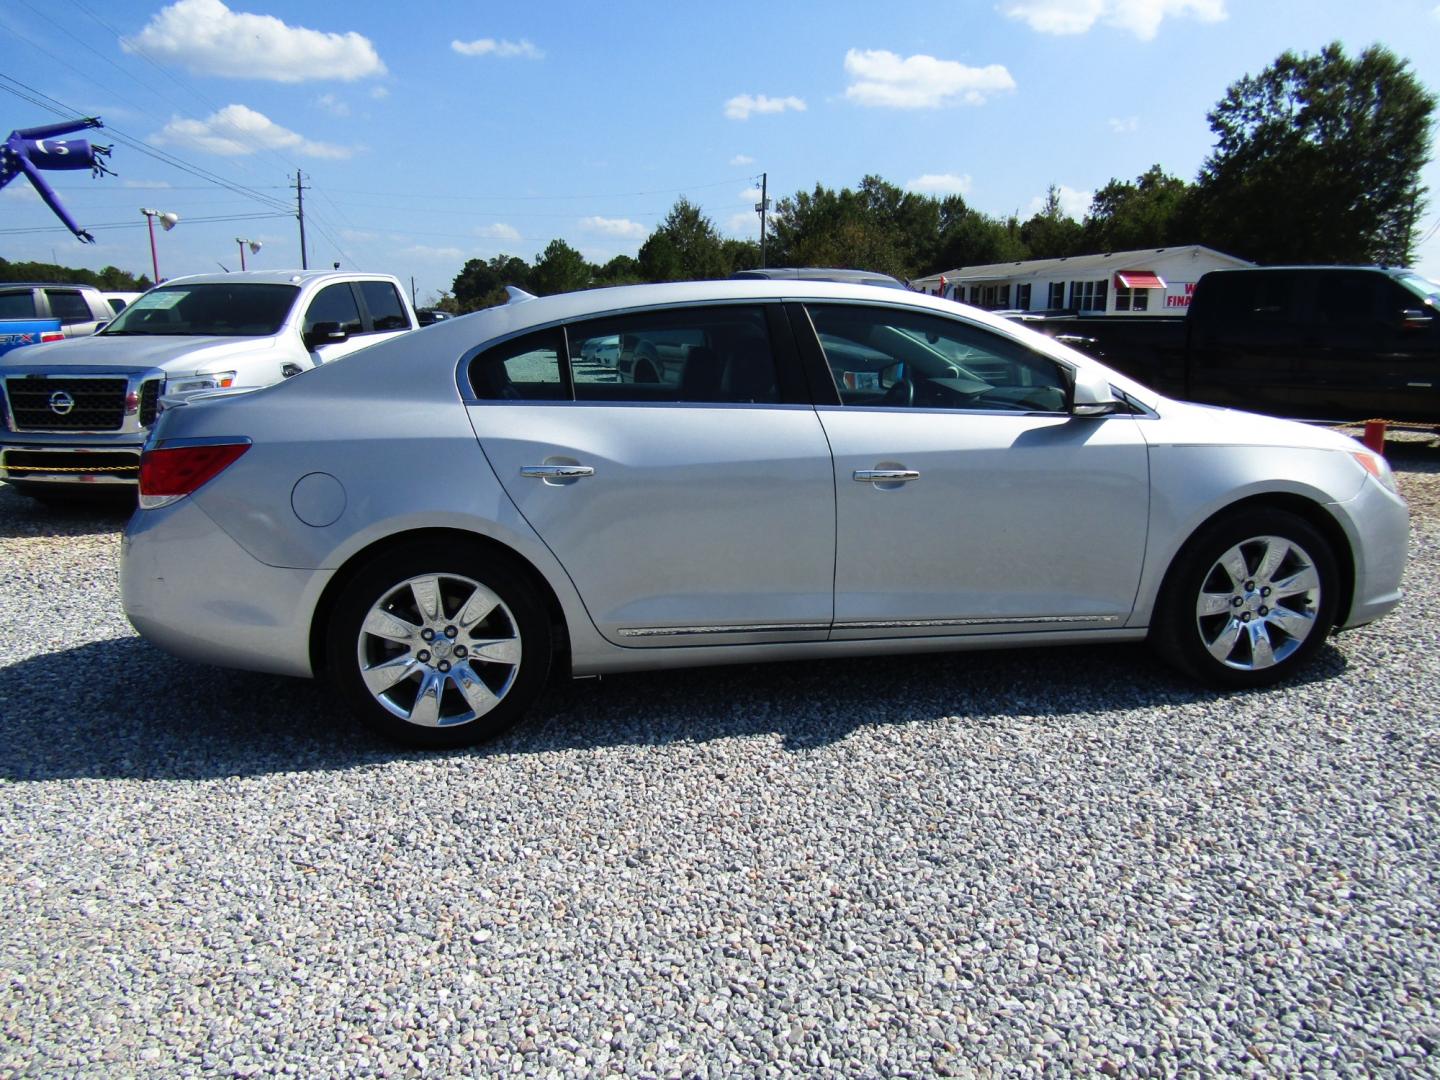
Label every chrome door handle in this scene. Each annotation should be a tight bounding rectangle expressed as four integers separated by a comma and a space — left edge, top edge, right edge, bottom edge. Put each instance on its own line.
853, 469, 920, 483
520, 464, 595, 479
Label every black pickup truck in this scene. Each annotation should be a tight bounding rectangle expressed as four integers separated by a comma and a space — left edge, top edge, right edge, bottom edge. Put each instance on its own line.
1015, 266, 1440, 425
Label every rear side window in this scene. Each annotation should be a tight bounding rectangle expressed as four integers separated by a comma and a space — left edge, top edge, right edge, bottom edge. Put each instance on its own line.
468, 328, 566, 401
45, 290, 92, 324
567, 306, 781, 404
359, 281, 410, 331
304, 284, 363, 336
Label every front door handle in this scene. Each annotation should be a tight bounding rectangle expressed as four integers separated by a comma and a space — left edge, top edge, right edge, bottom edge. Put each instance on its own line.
521, 464, 595, 480
853, 469, 920, 483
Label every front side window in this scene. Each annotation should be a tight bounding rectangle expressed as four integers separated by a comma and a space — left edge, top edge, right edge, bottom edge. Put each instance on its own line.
567, 306, 780, 405
303, 283, 364, 337
806, 304, 1070, 413
103, 284, 299, 336
359, 281, 410, 331
468, 328, 565, 401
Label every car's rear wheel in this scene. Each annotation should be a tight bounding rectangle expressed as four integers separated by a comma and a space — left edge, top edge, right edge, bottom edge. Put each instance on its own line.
326, 541, 551, 748
1152, 508, 1338, 688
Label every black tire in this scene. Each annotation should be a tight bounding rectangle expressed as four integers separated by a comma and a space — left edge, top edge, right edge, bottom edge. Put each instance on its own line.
325, 540, 552, 749
1151, 508, 1339, 689
10, 480, 136, 508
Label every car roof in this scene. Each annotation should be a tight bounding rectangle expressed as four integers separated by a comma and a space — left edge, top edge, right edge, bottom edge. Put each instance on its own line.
147, 270, 399, 288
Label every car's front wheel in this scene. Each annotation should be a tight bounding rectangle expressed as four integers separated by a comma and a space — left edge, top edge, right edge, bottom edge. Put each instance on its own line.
326, 542, 551, 748
1152, 508, 1339, 688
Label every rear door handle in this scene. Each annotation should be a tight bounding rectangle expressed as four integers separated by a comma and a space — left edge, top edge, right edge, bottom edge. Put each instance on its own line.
521, 464, 595, 480
853, 469, 920, 483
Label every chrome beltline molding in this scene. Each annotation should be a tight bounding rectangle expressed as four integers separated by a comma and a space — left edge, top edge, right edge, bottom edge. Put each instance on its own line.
618, 615, 1121, 638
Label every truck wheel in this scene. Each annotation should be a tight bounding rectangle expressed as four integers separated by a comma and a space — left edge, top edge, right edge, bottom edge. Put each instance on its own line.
1151, 508, 1338, 688
325, 541, 552, 749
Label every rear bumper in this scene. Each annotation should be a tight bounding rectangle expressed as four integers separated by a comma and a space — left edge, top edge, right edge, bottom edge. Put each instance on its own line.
122, 497, 328, 678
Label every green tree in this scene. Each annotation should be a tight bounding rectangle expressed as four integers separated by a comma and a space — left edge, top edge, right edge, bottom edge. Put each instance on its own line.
769, 178, 923, 278
1020, 185, 1086, 259
529, 239, 592, 296
594, 254, 644, 286
450, 254, 532, 311
1082, 167, 1193, 252
1194, 42, 1436, 264
638, 198, 727, 281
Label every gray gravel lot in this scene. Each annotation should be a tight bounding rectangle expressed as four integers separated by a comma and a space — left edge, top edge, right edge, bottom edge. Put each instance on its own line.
2, 441, 1438, 1078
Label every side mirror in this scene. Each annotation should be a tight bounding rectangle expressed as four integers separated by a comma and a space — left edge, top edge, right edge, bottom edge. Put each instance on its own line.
304, 321, 347, 350
1072, 369, 1123, 418
1401, 308, 1434, 331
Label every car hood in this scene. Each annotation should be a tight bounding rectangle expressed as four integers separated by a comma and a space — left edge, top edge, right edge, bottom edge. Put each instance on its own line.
1, 334, 278, 374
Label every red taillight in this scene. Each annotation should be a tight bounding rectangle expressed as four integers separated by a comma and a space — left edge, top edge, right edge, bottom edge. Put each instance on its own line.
138, 441, 250, 508
40, 331, 63, 343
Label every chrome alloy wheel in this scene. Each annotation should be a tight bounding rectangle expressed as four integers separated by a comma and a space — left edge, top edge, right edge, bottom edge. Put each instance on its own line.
1194, 534, 1322, 671
356, 573, 523, 727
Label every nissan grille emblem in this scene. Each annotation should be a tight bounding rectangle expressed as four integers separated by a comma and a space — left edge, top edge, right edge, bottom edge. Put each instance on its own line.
48, 390, 75, 416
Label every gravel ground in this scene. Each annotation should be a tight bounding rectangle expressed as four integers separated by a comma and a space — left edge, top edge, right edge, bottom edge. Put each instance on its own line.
1, 438, 1438, 1078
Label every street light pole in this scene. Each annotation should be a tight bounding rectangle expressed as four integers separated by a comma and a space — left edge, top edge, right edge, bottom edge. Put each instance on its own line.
235, 237, 261, 271
140, 208, 178, 283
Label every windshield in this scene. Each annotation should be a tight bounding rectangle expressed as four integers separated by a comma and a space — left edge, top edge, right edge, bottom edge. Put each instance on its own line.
1396, 272, 1440, 304
102, 283, 300, 336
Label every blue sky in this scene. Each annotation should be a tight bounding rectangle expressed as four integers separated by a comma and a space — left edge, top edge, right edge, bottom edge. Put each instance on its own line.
3, 0, 1439, 302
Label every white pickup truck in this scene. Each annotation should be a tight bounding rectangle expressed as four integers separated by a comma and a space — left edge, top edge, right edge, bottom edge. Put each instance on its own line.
0, 269, 416, 498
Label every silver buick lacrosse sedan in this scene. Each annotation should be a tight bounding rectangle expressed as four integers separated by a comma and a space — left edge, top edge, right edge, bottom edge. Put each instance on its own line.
121, 280, 1409, 748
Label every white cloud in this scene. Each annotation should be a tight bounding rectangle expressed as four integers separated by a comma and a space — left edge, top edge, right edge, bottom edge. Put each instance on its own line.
153, 104, 352, 159
1108, 116, 1139, 133
843, 49, 1015, 108
725, 94, 806, 121
400, 244, 465, 260
451, 38, 544, 59
124, 0, 385, 82
1028, 184, 1094, 219
581, 216, 646, 239
727, 211, 758, 235
906, 173, 973, 195
315, 93, 349, 117
730, 154, 756, 166
476, 223, 521, 242
1001, 0, 1226, 41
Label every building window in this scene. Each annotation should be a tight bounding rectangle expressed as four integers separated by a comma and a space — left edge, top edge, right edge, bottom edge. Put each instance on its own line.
1115, 287, 1149, 312
1070, 280, 1108, 312
1015, 283, 1032, 311
1047, 282, 1065, 309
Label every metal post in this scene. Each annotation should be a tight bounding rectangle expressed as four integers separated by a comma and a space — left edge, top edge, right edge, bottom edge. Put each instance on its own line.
145, 211, 159, 283
237, 238, 247, 271
295, 173, 308, 270
758, 172, 769, 268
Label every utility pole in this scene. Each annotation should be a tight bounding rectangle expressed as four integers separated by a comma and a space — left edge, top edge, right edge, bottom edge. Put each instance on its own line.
293, 172, 309, 270
754, 172, 771, 268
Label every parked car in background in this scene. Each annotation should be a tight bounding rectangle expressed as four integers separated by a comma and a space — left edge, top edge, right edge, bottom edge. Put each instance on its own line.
0, 318, 63, 359
0, 269, 416, 498
732, 267, 908, 289
102, 291, 144, 313
0, 282, 115, 338
1015, 266, 1440, 425
415, 308, 452, 326
121, 280, 1408, 749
